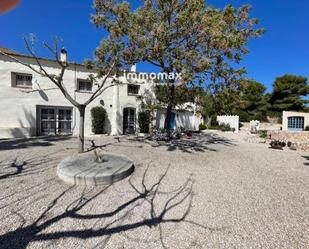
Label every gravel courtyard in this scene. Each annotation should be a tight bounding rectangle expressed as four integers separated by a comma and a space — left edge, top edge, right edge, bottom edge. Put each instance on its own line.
0, 132, 308, 249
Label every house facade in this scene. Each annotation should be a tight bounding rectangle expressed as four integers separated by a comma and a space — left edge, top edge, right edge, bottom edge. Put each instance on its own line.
0, 48, 155, 138
0, 48, 202, 139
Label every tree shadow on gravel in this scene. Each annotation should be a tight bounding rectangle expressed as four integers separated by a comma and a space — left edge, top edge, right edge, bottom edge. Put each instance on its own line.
128, 132, 235, 153
0, 135, 72, 151
0, 157, 48, 181
0, 164, 224, 249
83, 132, 235, 154
0, 149, 70, 181
84, 139, 143, 153
0, 158, 27, 180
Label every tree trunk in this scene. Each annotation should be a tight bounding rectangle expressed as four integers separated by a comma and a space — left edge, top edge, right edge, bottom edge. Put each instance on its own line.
78, 105, 86, 153
164, 81, 175, 130
164, 103, 173, 129
149, 109, 154, 135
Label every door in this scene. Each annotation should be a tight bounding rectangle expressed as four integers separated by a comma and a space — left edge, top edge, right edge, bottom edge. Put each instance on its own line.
169, 112, 176, 129
40, 107, 56, 135
58, 109, 72, 134
38, 106, 73, 135
123, 108, 136, 134
288, 116, 304, 131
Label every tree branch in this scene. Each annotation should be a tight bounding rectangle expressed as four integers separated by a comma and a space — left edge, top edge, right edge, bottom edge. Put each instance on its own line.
84, 62, 116, 106
146, 59, 161, 68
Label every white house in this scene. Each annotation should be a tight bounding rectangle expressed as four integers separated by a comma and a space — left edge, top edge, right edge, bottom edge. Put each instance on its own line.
156, 103, 203, 131
0, 47, 202, 139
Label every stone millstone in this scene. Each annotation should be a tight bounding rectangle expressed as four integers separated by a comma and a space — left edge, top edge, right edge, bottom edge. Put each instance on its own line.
57, 153, 134, 185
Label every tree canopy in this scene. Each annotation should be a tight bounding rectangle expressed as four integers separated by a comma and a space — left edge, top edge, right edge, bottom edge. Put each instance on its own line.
93, 0, 264, 128
93, 1, 263, 77
270, 74, 309, 114
237, 79, 269, 121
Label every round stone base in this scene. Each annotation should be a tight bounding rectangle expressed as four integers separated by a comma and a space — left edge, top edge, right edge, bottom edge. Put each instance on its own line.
57, 153, 134, 185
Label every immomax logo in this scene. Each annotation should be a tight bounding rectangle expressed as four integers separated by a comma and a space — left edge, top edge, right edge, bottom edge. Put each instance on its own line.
123, 71, 182, 81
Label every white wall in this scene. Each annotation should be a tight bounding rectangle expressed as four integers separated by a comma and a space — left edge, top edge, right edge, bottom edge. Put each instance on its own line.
217, 115, 239, 133
0, 54, 151, 138
156, 109, 202, 130
282, 111, 309, 131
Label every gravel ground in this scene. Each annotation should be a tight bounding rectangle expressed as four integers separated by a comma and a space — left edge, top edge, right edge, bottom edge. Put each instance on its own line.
0, 132, 308, 249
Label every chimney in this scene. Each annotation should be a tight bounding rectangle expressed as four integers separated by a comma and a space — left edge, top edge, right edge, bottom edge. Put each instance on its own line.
130, 64, 137, 72
60, 48, 67, 64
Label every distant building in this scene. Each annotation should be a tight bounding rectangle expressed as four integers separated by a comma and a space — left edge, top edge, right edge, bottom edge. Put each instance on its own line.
156, 103, 203, 131
282, 111, 309, 131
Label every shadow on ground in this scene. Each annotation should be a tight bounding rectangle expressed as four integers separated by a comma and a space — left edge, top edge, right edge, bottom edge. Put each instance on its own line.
84, 132, 235, 154
0, 164, 224, 249
0, 149, 71, 180
127, 132, 235, 153
0, 135, 72, 151
302, 156, 309, 166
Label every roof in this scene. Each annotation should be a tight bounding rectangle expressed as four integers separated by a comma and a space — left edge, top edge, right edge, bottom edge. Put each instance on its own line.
0, 47, 19, 55
0, 46, 85, 67
0, 46, 150, 76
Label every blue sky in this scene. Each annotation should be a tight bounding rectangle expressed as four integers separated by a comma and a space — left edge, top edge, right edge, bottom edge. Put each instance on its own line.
1, 0, 309, 92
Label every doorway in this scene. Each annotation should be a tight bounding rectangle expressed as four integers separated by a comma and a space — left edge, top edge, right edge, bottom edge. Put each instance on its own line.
169, 112, 176, 129
123, 107, 136, 134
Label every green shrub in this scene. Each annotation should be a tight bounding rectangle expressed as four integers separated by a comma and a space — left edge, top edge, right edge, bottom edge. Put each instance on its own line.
91, 106, 107, 134
209, 125, 220, 130
219, 123, 234, 132
199, 123, 207, 130
270, 140, 286, 149
239, 112, 250, 122
305, 126, 309, 131
138, 111, 151, 133
259, 130, 268, 139
210, 117, 218, 126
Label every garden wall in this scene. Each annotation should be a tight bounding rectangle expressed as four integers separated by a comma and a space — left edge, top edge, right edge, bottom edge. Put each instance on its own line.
267, 131, 309, 152
217, 115, 239, 133
240, 122, 282, 131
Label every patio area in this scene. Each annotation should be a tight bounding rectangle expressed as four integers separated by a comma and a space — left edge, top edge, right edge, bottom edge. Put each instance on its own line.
0, 132, 308, 249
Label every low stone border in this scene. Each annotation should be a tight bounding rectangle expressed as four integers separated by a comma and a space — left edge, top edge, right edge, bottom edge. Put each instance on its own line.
57, 153, 134, 185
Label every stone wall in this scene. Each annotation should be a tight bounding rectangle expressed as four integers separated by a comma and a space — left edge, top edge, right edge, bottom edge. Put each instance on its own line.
241, 122, 282, 131
267, 131, 309, 152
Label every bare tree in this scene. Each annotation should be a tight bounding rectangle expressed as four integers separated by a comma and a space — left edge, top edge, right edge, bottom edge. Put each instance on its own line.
0, 37, 116, 153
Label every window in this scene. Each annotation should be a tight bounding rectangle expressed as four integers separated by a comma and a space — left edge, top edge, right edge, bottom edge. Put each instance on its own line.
11, 72, 32, 88
41, 108, 56, 134
288, 116, 304, 131
58, 109, 72, 133
77, 79, 92, 92
127, 84, 140, 95
38, 106, 73, 135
